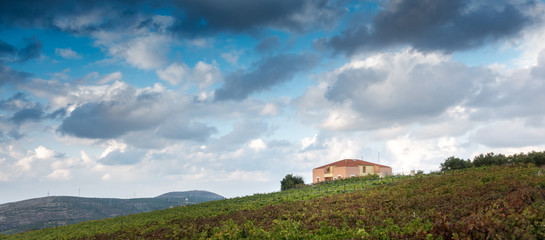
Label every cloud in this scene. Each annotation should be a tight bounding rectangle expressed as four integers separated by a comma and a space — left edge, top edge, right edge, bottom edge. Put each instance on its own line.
221, 50, 242, 66
46, 169, 71, 180
156, 120, 217, 142
156, 62, 191, 85
207, 120, 269, 152
10, 105, 44, 124
317, 0, 535, 55
55, 48, 81, 59
99, 148, 146, 165
214, 53, 318, 101
0, 37, 41, 63
0, 92, 32, 111
296, 50, 491, 131
466, 52, 545, 120
54, 80, 215, 142
255, 36, 280, 53
97, 71, 122, 84
2, 93, 65, 125
17, 37, 42, 62
122, 34, 171, 70
0, 0, 344, 42
58, 84, 178, 139
171, 0, 345, 34
157, 61, 222, 88
0, 1, 143, 33
0, 39, 17, 59
471, 119, 545, 148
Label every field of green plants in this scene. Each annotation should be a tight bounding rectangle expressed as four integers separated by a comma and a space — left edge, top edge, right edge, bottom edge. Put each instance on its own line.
3, 164, 545, 239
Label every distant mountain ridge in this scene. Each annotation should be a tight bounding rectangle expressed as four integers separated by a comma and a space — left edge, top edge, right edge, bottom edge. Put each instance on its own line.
0, 190, 224, 235
156, 190, 224, 200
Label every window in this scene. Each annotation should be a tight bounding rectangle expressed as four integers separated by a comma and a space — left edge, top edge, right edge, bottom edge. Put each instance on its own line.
350, 174, 356, 178
316, 177, 320, 182
338, 175, 342, 179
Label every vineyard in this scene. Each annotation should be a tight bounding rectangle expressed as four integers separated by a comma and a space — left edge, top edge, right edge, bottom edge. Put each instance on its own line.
3, 164, 545, 239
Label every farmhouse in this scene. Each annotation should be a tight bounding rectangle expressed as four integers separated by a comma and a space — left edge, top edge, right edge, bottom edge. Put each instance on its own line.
312, 159, 392, 183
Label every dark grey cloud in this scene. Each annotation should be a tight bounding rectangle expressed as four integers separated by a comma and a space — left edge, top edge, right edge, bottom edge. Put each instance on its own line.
0, 92, 29, 110
10, 105, 44, 123
0, 0, 146, 33
59, 101, 156, 139
0, 37, 40, 88
171, 0, 345, 35
17, 37, 42, 62
0, 37, 41, 62
0, 40, 17, 57
255, 36, 280, 53
0, 0, 344, 37
57, 86, 211, 140
317, 0, 534, 55
215, 53, 319, 101
6, 98, 65, 125
157, 121, 217, 142
0, 63, 29, 86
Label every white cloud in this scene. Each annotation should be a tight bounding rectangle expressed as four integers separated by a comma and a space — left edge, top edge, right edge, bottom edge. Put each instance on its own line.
260, 103, 279, 116
157, 62, 191, 85
47, 169, 71, 180
248, 138, 266, 151
35, 146, 55, 159
193, 61, 222, 89
157, 61, 222, 88
97, 71, 122, 84
221, 50, 243, 66
188, 38, 213, 48
385, 135, 462, 173
296, 49, 494, 131
55, 48, 82, 59
471, 119, 545, 148
124, 35, 170, 69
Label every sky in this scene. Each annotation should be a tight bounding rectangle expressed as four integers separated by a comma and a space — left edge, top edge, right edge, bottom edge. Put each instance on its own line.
1, 0, 545, 203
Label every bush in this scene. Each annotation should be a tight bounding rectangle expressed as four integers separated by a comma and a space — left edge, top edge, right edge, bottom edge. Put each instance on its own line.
280, 174, 305, 191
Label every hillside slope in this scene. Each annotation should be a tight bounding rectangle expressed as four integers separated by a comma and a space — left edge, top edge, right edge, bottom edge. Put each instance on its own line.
4, 165, 545, 239
0, 191, 223, 235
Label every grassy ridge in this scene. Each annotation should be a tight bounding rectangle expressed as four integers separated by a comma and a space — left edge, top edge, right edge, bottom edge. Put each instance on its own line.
4, 165, 545, 239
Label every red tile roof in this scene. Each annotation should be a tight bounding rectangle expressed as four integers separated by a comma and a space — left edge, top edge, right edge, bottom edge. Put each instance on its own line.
313, 159, 391, 169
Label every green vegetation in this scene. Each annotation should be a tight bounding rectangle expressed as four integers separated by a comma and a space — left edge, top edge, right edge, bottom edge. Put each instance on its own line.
440, 150, 545, 171
280, 174, 305, 191
3, 164, 544, 239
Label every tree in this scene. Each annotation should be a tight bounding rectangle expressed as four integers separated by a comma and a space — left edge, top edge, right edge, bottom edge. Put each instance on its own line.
473, 152, 507, 167
440, 156, 472, 171
280, 174, 305, 191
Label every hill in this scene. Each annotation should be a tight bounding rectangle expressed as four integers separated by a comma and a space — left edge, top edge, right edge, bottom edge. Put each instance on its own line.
155, 190, 224, 201
0, 190, 223, 235
3, 165, 545, 239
